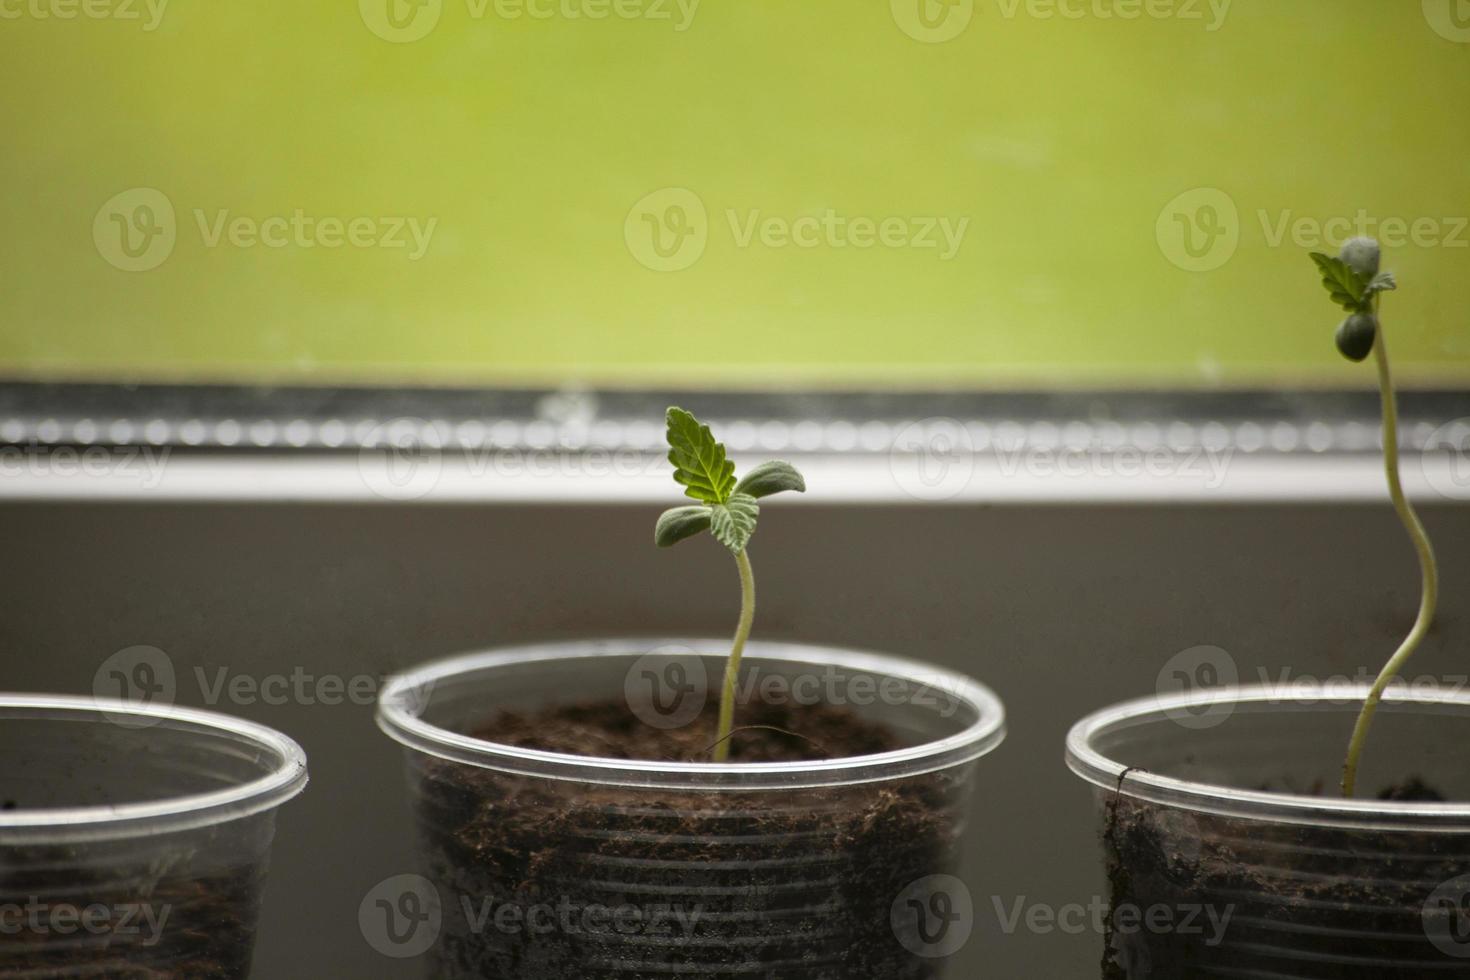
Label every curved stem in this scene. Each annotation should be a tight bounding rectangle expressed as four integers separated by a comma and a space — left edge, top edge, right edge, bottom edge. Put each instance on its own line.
1341, 311, 1440, 797
713, 548, 756, 762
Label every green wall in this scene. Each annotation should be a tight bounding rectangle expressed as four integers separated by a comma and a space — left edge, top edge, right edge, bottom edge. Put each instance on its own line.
2, 0, 1467, 387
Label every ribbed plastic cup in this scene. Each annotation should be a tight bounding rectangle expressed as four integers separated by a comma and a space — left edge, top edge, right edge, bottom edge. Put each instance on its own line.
377, 639, 1005, 979
1066, 684, 1470, 978
0, 695, 308, 978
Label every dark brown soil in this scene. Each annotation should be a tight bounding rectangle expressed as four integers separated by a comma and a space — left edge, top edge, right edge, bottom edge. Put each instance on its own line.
476, 697, 903, 763
0, 855, 263, 978
1100, 773, 1470, 979
409, 697, 975, 979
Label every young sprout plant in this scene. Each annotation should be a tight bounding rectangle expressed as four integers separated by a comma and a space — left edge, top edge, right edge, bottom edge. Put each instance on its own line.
654, 408, 806, 762
1309, 238, 1440, 798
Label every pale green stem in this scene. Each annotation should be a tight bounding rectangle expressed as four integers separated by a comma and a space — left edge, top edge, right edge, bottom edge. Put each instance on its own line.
1341, 311, 1440, 797
713, 548, 756, 763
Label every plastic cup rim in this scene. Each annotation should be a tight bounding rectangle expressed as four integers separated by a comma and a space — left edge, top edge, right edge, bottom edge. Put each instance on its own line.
0, 693, 309, 842
377, 638, 1006, 790
1066, 682, 1470, 827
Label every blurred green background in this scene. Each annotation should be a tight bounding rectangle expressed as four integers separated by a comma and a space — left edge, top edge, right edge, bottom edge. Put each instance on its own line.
2, 0, 1466, 388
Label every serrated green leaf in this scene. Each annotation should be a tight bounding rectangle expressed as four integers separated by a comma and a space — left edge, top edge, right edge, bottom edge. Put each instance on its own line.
654, 505, 712, 548
1310, 252, 1368, 311
709, 493, 759, 554
734, 460, 807, 499
665, 407, 735, 504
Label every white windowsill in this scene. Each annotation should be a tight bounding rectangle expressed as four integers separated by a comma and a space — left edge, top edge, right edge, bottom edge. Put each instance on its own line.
0, 451, 1467, 504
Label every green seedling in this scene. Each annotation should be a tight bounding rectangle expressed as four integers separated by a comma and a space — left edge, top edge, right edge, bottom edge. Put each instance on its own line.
1309, 238, 1440, 797
654, 407, 806, 762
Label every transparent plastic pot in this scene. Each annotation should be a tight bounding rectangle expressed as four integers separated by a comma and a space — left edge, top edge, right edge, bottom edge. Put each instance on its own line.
1066, 684, 1470, 979
377, 638, 1006, 979
0, 694, 308, 978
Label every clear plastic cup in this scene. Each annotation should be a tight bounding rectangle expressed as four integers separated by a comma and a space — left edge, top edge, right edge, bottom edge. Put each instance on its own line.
1066, 684, 1470, 978
377, 638, 1006, 979
0, 694, 308, 978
